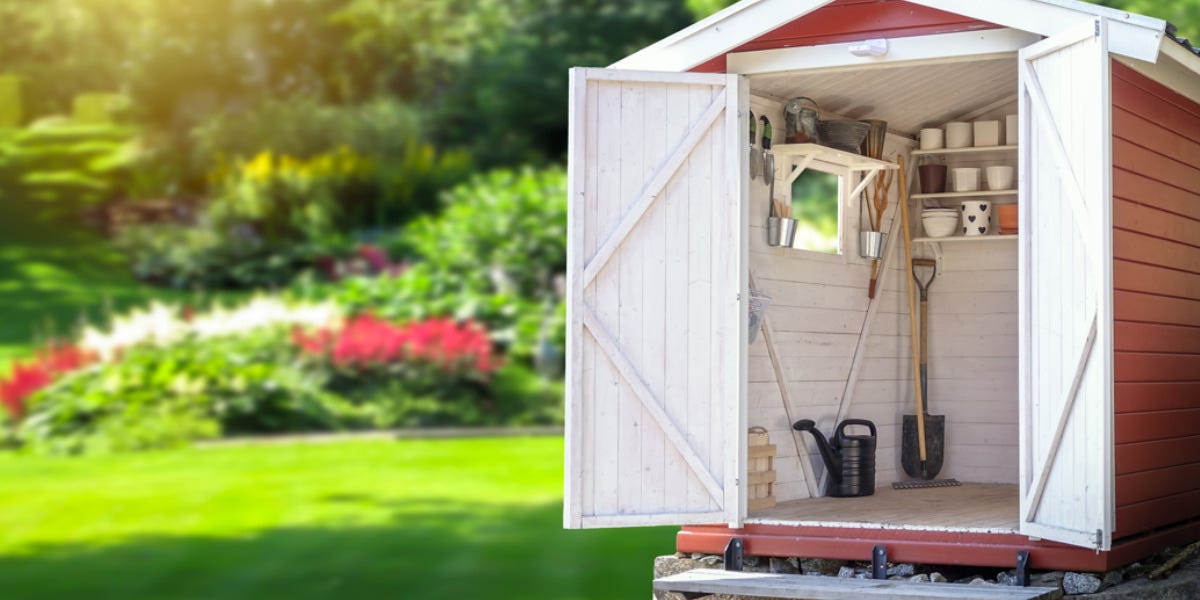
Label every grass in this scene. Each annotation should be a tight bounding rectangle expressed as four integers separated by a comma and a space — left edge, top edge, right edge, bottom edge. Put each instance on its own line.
0, 436, 674, 599
0, 201, 239, 370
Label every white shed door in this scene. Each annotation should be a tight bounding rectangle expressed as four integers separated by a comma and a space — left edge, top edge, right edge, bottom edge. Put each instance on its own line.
564, 68, 747, 529
1018, 20, 1114, 551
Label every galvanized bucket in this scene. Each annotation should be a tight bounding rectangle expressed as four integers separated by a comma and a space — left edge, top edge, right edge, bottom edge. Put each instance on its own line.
767, 217, 798, 247
859, 230, 887, 259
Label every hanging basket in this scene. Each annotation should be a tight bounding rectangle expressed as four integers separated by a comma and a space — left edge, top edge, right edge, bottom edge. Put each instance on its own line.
818, 120, 871, 153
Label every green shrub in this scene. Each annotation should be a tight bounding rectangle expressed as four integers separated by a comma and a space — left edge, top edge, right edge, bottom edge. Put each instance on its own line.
397, 167, 567, 298
291, 166, 568, 366
191, 98, 471, 224
18, 329, 338, 455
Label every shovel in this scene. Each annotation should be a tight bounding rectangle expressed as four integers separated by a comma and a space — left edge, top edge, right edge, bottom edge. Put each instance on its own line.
902, 157, 945, 480
901, 256, 945, 480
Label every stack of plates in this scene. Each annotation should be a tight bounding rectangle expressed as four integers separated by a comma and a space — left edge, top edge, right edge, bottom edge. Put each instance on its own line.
921, 208, 959, 238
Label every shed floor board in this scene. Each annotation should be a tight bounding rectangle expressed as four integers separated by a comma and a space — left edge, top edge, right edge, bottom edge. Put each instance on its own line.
748, 483, 1019, 533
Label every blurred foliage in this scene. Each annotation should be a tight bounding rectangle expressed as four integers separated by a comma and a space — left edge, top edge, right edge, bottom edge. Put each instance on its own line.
118, 143, 469, 289
293, 167, 568, 366
0, 74, 21, 128
17, 321, 560, 455
789, 170, 840, 254
434, 0, 693, 166
0, 120, 139, 213
1098, 0, 1200, 39
19, 329, 324, 455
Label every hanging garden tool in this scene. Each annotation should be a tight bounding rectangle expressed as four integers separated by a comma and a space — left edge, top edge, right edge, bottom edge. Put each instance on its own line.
749, 111, 761, 182
866, 165, 895, 299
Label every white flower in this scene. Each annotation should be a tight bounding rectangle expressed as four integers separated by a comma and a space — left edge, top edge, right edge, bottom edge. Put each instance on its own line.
78, 295, 342, 361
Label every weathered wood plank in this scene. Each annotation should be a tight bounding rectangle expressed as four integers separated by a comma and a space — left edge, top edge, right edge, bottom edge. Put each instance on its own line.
654, 569, 1062, 599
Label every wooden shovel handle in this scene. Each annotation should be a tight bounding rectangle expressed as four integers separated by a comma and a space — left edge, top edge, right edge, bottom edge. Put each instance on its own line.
897, 156, 928, 461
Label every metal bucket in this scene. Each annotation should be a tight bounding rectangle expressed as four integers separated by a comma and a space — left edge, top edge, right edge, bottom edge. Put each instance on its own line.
859, 230, 886, 259
767, 217, 797, 247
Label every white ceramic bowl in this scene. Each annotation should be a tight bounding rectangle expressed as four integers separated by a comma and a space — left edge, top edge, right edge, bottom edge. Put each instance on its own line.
922, 213, 959, 238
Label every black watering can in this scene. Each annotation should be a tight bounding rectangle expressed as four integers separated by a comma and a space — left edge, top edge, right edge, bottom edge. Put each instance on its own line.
793, 419, 877, 498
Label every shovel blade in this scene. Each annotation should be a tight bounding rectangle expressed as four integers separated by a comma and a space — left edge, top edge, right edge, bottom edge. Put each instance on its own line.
901, 413, 945, 480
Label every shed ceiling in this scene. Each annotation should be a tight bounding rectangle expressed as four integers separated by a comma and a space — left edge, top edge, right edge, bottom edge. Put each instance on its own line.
750, 56, 1018, 137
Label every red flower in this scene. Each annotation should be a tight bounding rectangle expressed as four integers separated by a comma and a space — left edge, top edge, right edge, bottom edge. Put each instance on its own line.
0, 344, 96, 419
293, 316, 498, 376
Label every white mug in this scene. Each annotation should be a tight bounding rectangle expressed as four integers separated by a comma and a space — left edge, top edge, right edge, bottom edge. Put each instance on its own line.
961, 201, 992, 236
919, 128, 944, 150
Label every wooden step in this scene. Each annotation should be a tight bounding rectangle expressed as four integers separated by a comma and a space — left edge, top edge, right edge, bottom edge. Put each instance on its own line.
653, 569, 1062, 600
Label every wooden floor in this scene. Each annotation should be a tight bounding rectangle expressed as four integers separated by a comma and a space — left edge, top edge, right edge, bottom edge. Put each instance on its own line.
748, 483, 1020, 533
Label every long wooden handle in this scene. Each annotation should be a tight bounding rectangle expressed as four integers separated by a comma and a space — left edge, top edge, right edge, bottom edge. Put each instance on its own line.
920, 297, 929, 368
896, 156, 927, 461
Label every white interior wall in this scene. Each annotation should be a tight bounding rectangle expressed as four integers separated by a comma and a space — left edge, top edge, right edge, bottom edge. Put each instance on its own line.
746, 86, 1022, 506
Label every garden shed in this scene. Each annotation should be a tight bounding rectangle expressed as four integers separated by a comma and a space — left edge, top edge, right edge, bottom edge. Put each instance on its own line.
564, 0, 1200, 578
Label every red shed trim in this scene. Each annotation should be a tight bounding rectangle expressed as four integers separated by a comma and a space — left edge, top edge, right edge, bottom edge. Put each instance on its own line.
611, 0, 1167, 73
691, 0, 997, 73
677, 517, 1200, 572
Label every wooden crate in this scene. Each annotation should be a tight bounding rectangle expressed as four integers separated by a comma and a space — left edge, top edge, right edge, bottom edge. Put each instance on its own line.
748, 427, 776, 511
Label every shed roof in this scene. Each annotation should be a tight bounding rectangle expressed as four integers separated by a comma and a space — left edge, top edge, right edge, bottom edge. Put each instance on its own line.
612, 0, 1182, 72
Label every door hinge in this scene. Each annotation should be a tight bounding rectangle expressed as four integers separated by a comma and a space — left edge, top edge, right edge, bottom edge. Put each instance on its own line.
1094, 529, 1103, 550
1095, 20, 1101, 38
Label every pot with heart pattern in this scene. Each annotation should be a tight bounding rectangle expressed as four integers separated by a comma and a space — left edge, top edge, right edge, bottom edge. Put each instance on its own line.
960, 200, 992, 236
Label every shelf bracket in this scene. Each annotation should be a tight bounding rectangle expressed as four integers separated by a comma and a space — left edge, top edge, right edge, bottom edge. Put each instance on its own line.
784, 154, 816, 187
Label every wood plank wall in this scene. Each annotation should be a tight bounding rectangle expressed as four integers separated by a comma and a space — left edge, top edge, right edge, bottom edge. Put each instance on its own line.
746, 128, 909, 498
693, 0, 996, 73
1110, 61, 1200, 539
747, 98, 1020, 503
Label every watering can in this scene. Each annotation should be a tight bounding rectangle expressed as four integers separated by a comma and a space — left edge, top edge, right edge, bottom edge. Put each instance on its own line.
793, 418, 877, 498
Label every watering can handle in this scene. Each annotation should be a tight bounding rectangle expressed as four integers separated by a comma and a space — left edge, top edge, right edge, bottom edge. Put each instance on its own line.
835, 419, 877, 439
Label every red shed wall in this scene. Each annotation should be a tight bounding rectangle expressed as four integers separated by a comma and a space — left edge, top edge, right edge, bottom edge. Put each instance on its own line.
692, 0, 998, 73
1111, 61, 1200, 540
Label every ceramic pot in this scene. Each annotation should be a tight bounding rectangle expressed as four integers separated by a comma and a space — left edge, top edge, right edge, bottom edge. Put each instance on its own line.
960, 201, 992, 236
973, 120, 1000, 147
919, 128, 944, 150
945, 122, 972, 148
998, 204, 1019, 234
918, 164, 947, 194
986, 166, 1015, 191
953, 168, 981, 192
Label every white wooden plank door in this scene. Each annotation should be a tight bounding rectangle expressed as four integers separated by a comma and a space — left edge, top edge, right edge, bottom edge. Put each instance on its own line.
564, 68, 748, 529
1018, 19, 1114, 551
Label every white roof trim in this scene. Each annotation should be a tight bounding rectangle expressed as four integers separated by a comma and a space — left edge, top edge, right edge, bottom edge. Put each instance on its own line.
611, 0, 833, 72
611, 0, 1167, 72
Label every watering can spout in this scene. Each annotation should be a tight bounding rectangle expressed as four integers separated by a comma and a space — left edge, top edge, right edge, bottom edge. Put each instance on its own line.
793, 419, 842, 484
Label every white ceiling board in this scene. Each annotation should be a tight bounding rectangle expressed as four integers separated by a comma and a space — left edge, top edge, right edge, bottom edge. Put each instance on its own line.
749, 57, 1018, 136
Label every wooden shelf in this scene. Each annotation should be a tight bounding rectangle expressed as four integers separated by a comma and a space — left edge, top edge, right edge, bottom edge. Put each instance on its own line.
913, 189, 1017, 200
913, 234, 1018, 243
911, 145, 1017, 157
772, 143, 898, 172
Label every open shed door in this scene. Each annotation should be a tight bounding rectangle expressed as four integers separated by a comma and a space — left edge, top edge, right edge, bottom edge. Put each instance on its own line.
564, 68, 747, 529
1018, 20, 1114, 550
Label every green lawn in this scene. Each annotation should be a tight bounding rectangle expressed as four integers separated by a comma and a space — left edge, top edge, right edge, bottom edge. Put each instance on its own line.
0, 201, 237, 370
0, 436, 674, 599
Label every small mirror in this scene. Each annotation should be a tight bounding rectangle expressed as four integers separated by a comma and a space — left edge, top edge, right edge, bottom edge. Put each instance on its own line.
790, 169, 841, 254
